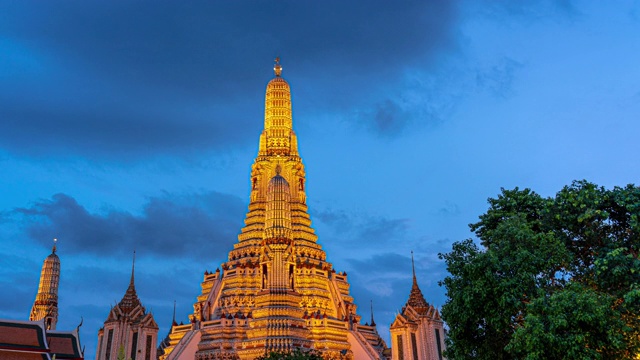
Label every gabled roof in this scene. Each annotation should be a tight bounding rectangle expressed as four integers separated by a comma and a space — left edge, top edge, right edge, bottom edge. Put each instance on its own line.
0, 319, 48, 353
0, 350, 50, 360
47, 330, 83, 360
0, 319, 83, 360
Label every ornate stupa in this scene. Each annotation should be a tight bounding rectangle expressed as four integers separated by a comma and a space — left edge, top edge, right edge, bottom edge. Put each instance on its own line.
16, 239, 85, 360
160, 59, 389, 360
30, 238, 60, 330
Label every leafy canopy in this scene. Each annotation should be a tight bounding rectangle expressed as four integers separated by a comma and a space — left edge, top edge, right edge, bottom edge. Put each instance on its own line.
254, 349, 325, 360
439, 181, 640, 360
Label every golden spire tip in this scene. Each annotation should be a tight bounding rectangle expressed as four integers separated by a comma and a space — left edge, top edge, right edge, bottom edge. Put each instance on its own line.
274, 57, 282, 77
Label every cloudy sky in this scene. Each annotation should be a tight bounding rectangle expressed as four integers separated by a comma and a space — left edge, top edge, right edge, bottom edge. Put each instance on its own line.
1, 1, 639, 358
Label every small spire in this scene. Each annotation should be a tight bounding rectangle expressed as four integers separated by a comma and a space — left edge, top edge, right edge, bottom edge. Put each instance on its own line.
274, 57, 282, 77
370, 300, 376, 326
172, 300, 177, 327
130, 250, 136, 286
411, 250, 416, 283
52, 238, 57, 254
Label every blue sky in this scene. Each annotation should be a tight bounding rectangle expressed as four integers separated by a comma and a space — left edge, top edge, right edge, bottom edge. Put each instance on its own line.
1, 1, 639, 358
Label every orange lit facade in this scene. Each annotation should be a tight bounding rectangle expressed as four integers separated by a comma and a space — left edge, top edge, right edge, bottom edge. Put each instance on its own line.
159, 60, 389, 360
30, 240, 60, 331
389, 255, 446, 360
1, 241, 85, 360
96, 257, 159, 360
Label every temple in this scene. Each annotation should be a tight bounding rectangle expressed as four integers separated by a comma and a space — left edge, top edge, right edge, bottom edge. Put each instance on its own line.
95, 253, 159, 360
30, 239, 60, 330
389, 252, 446, 360
0, 240, 84, 360
158, 59, 389, 360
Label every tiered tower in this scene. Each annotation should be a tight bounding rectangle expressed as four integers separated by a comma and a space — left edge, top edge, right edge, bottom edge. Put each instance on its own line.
96, 253, 159, 360
160, 60, 388, 360
389, 253, 446, 360
30, 238, 60, 330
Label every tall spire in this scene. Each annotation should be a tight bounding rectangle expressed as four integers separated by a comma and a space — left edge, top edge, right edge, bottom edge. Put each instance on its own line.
260, 57, 297, 157
130, 250, 136, 286
411, 250, 416, 283
407, 251, 429, 314
242, 60, 310, 247
118, 251, 141, 314
370, 300, 376, 326
30, 239, 61, 330
172, 300, 177, 327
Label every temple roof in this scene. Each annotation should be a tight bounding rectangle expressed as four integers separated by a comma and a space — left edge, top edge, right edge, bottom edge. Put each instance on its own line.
0, 319, 83, 360
46, 331, 83, 360
407, 277, 430, 314
0, 319, 48, 352
406, 252, 429, 314
117, 253, 142, 314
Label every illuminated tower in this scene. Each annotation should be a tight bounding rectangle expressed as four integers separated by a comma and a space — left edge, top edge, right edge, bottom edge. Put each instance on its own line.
160, 59, 389, 360
389, 252, 446, 360
30, 239, 60, 330
96, 253, 158, 360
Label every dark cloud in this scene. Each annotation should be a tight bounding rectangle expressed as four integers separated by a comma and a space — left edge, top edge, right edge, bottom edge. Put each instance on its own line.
479, 0, 580, 20
475, 57, 523, 98
438, 202, 461, 216
359, 217, 410, 244
347, 253, 411, 276
0, 273, 36, 317
0, 1, 459, 159
0, 254, 41, 319
14, 191, 245, 259
366, 100, 410, 137
346, 250, 446, 281
0, 283, 31, 316
312, 208, 352, 233
313, 207, 409, 246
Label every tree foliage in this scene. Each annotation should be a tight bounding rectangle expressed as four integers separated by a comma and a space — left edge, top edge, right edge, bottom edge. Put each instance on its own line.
439, 181, 640, 359
254, 348, 325, 360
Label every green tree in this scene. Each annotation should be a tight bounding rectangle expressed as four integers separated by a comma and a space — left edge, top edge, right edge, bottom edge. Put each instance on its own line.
439, 181, 640, 359
254, 348, 325, 360
116, 345, 130, 360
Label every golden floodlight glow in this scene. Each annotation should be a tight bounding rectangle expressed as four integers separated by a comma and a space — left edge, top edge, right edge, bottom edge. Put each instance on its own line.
158, 60, 390, 360
29, 238, 61, 330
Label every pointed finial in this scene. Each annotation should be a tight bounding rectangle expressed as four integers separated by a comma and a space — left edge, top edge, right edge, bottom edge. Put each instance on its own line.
370, 300, 376, 326
411, 250, 417, 283
130, 250, 136, 286
274, 57, 282, 77
52, 238, 57, 254
172, 300, 177, 326
275, 164, 282, 175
